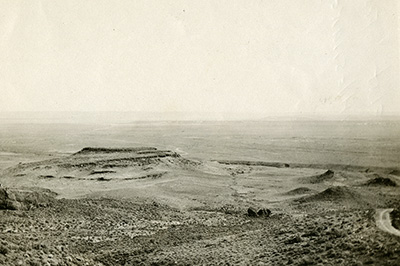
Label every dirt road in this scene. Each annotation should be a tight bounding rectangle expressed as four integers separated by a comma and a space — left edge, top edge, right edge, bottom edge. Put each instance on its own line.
376, 208, 400, 237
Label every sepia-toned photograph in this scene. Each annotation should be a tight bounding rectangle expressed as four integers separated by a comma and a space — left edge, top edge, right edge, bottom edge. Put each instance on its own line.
1, 1, 400, 265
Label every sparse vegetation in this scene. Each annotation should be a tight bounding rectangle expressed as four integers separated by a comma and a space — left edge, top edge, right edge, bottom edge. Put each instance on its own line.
391, 209, 400, 230
1, 195, 399, 265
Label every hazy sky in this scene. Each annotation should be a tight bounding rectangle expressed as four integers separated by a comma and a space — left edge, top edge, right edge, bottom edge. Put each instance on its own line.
0, 0, 399, 118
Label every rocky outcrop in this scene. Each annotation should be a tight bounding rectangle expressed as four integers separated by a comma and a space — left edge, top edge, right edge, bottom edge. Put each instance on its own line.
247, 207, 258, 217
257, 208, 271, 217
0, 188, 21, 210
364, 176, 397, 187
247, 207, 271, 217
0, 187, 56, 210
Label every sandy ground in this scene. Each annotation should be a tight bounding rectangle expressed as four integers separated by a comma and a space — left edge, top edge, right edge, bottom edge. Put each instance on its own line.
1, 147, 400, 265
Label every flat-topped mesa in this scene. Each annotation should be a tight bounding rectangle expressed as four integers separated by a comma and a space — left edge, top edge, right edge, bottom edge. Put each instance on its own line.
74, 147, 158, 155
60, 148, 182, 169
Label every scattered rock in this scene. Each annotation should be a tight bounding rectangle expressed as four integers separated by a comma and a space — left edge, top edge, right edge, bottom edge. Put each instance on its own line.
247, 207, 258, 217
247, 207, 271, 217
257, 208, 271, 217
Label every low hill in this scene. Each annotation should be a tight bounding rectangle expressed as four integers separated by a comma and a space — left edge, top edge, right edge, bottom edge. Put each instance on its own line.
299, 170, 334, 184
283, 187, 316, 196
295, 186, 371, 208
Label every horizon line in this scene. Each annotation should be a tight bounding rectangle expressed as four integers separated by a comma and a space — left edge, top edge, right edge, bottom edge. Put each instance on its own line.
0, 111, 400, 124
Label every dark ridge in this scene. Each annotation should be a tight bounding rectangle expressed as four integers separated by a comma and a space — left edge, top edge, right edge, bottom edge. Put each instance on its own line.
216, 161, 399, 173
136, 150, 170, 155
216, 161, 399, 174
74, 147, 158, 155
38, 175, 55, 179
90, 170, 117, 175
96, 177, 111, 182
289, 163, 393, 173
283, 187, 316, 196
300, 170, 334, 184
59, 162, 97, 168
218, 160, 290, 168
121, 173, 165, 181
364, 177, 397, 187
135, 172, 165, 180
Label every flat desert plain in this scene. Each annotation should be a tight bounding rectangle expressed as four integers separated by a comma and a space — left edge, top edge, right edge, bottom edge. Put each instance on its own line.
1, 120, 400, 265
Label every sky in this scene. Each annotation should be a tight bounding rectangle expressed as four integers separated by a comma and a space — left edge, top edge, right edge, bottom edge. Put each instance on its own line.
0, 0, 399, 119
